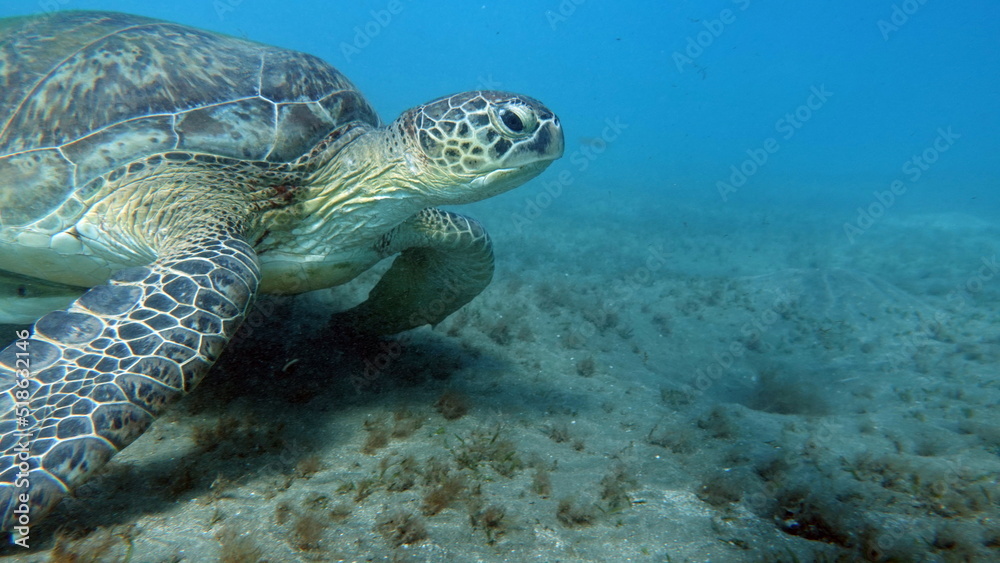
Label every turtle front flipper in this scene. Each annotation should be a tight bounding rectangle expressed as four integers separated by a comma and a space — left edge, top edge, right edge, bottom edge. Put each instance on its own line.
0, 229, 260, 537
332, 208, 494, 336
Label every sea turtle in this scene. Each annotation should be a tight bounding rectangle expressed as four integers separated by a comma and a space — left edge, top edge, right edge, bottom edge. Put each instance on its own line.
0, 11, 562, 536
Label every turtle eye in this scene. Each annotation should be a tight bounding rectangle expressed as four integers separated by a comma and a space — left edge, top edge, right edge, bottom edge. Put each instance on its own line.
500, 109, 523, 132
492, 104, 537, 138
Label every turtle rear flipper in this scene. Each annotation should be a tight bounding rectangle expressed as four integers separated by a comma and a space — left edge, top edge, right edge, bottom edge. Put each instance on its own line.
331, 208, 494, 336
0, 228, 259, 534
0, 270, 83, 326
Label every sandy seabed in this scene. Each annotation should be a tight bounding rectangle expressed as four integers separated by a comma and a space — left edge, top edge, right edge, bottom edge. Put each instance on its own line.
2, 189, 999, 562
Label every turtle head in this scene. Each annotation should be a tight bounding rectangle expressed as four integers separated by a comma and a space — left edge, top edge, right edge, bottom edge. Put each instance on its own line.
393, 91, 563, 203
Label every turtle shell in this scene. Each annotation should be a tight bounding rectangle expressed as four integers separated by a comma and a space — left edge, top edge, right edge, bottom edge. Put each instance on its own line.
0, 11, 379, 228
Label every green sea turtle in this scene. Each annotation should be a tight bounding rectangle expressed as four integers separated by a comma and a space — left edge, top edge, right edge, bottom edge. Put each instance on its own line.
0, 11, 562, 537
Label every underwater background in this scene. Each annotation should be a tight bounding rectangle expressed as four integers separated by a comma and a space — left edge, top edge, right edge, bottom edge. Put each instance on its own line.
2, 0, 1000, 561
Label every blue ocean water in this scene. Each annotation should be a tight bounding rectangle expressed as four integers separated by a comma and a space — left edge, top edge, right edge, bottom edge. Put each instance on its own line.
9, 0, 996, 214
2, 1, 999, 560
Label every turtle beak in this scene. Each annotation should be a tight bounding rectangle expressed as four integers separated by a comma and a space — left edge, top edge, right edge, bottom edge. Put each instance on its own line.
550, 117, 566, 158
470, 159, 552, 199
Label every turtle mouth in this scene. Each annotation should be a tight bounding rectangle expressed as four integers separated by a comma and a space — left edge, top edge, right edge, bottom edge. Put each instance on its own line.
466, 160, 551, 199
